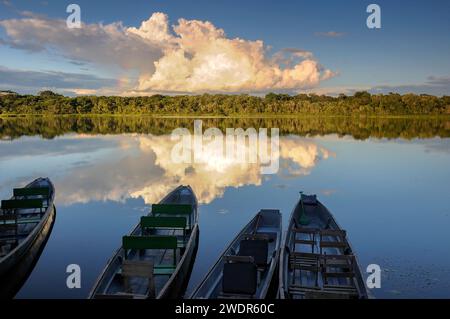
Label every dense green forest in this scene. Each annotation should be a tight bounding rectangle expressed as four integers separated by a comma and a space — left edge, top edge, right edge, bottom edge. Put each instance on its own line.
1, 115, 449, 140
1, 90, 450, 115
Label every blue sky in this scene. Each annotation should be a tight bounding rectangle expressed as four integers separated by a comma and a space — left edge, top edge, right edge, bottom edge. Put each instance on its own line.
1, 0, 450, 95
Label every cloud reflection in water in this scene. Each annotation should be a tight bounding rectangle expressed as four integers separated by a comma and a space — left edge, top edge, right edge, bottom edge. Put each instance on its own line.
0, 134, 334, 205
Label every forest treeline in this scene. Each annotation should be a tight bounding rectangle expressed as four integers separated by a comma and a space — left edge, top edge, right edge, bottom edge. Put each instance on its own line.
1, 91, 450, 115
1, 115, 449, 140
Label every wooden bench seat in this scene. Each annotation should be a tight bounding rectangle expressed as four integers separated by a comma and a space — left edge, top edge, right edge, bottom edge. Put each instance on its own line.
0, 223, 17, 231
151, 204, 193, 227
322, 255, 357, 290
289, 252, 321, 269
1, 199, 43, 210
122, 235, 180, 266
289, 284, 358, 299
14, 187, 50, 198
292, 227, 319, 253
320, 229, 349, 253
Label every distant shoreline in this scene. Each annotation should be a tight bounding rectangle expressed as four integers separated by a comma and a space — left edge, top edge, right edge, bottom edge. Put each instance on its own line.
1, 91, 449, 117
1, 114, 450, 119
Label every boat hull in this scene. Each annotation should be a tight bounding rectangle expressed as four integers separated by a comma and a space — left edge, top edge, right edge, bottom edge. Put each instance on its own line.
278, 197, 368, 299
0, 178, 56, 298
0, 205, 56, 298
191, 209, 281, 299
89, 185, 199, 299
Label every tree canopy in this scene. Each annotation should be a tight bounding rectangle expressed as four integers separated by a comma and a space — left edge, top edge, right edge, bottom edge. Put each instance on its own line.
1, 91, 449, 115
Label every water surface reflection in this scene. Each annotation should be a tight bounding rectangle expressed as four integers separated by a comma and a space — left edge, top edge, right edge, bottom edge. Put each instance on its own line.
0, 117, 449, 298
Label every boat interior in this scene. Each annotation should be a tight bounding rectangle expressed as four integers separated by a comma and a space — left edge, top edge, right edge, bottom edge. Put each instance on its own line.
94, 187, 196, 299
0, 179, 52, 258
195, 210, 280, 299
284, 195, 365, 299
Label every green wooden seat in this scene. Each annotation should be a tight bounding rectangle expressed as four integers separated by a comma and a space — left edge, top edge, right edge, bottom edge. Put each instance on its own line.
123, 235, 177, 250
141, 216, 188, 237
151, 204, 192, 215
141, 216, 187, 230
153, 265, 177, 276
0, 214, 17, 222
141, 216, 187, 233
122, 235, 179, 266
122, 235, 185, 249
1, 199, 43, 211
151, 204, 193, 227
13, 187, 50, 198
0, 223, 17, 231
117, 265, 176, 277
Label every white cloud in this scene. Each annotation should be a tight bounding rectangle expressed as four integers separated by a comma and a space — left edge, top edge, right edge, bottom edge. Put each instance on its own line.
0, 14, 164, 74
0, 12, 335, 94
137, 16, 333, 93
127, 12, 174, 44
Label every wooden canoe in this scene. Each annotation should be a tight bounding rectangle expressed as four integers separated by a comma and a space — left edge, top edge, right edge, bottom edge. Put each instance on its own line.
190, 209, 281, 299
89, 185, 199, 299
278, 193, 369, 299
0, 177, 56, 298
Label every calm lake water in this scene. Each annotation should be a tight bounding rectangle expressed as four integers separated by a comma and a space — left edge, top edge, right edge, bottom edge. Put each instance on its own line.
1, 116, 449, 299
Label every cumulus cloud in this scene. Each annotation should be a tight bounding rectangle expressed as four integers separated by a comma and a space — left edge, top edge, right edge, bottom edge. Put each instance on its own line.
0, 12, 335, 94
139, 17, 333, 93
